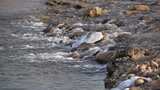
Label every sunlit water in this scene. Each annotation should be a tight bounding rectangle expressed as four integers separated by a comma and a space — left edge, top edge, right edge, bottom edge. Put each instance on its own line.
0, 0, 105, 90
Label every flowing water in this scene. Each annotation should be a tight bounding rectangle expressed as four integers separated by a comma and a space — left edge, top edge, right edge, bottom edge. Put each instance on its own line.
0, 0, 105, 90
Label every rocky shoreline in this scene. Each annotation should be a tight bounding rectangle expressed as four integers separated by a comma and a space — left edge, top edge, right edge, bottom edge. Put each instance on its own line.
42, 0, 160, 90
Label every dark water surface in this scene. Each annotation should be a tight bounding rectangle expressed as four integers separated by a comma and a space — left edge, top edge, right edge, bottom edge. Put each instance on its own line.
0, 0, 105, 90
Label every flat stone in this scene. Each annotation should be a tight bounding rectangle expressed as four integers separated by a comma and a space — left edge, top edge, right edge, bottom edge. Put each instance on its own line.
85, 32, 104, 44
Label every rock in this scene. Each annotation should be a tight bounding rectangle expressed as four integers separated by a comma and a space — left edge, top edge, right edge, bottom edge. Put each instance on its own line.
40, 15, 50, 23
111, 76, 140, 90
42, 23, 55, 33
88, 7, 108, 17
129, 87, 142, 90
127, 47, 148, 61
61, 36, 72, 44
150, 80, 160, 90
96, 51, 117, 63
81, 47, 102, 58
96, 49, 127, 64
111, 76, 151, 90
135, 78, 145, 86
78, 43, 94, 51
125, 11, 139, 16
85, 32, 104, 44
71, 35, 88, 49
68, 51, 80, 59
46, 0, 55, 6
126, 4, 150, 16
133, 5, 150, 12
70, 27, 84, 37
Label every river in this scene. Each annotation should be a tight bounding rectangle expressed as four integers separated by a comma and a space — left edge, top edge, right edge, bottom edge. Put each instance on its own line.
0, 0, 105, 90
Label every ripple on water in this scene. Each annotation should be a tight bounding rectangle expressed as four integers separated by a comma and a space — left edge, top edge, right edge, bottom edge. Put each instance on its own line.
19, 52, 74, 63
11, 16, 46, 30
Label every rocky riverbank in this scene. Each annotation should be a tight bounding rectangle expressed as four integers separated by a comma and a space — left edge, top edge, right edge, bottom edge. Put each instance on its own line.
43, 0, 160, 90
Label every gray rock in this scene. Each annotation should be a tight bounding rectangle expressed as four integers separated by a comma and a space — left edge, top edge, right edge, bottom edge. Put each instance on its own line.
85, 32, 104, 44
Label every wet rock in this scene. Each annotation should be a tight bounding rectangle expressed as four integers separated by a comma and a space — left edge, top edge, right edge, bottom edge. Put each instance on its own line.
43, 24, 64, 37
85, 32, 104, 44
46, 0, 55, 6
43, 0, 160, 90
96, 51, 117, 63
71, 35, 88, 49
40, 15, 50, 23
114, 32, 132, 42
60, 36, 72, 44
42, 23, 55, 33
68, 51, 80, 59
71, 32, 104, 49
81, 47, 102, 58
69, 27, 85, 37
96, 49, 127, 64
78, 43, 94, 51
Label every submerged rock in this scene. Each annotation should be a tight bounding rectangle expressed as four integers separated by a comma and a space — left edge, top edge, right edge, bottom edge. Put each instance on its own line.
71, 32, 104, 49
68, 51, 80, 59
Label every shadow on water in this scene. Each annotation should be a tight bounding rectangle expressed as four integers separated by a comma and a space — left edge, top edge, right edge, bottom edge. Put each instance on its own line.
0, 0, 105, 90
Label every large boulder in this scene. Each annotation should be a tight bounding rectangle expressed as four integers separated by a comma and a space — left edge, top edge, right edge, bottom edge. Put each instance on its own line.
96, 49, 127, 64
96, 51, 117, 63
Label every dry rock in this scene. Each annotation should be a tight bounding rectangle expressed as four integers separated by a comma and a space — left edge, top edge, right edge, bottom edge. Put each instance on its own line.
135, 78, 145, 86
129, 87, 142, 90
126, 4, 150, 16
88, 7, 108, 17
133, 5, 150, 12
150, 80, 160, 90
127, 47, 149, 62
